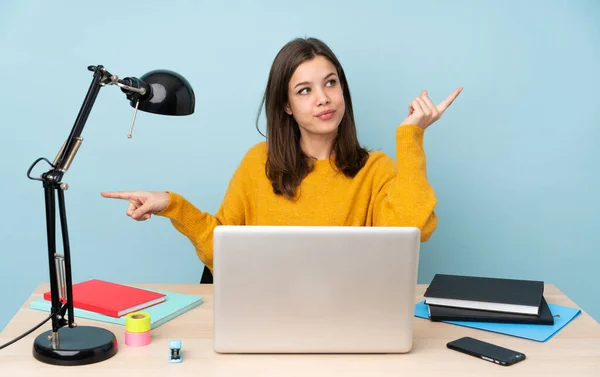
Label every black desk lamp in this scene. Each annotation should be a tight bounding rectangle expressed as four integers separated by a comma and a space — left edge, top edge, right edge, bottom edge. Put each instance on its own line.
25, 65, 194, 366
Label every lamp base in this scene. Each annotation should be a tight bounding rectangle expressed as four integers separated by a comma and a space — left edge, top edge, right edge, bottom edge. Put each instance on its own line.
33, 326, 118, 366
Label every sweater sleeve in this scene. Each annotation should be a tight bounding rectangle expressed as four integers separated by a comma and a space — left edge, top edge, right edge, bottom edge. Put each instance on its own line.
155, 157, 251, 272
373, 124, 438, 242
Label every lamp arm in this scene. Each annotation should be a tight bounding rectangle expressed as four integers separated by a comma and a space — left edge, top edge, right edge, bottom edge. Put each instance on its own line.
31, 65, 109, 339
48, 66, 109, 182
30, 64, 144, 342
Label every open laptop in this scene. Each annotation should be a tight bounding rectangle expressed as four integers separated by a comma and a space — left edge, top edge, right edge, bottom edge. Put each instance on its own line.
212, 225, 420, 354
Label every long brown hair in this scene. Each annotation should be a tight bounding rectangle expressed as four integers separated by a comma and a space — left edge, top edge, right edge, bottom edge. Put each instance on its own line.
256, 37, 369, 200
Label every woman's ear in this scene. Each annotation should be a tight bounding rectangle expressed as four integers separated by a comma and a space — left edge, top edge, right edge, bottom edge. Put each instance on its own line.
284, 104, 292, 115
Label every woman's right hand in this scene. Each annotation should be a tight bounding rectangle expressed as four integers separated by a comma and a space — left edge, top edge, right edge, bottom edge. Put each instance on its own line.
101, 191, 170, 221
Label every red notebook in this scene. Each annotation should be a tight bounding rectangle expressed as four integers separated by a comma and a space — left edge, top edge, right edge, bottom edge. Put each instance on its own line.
43, 279, 167, 318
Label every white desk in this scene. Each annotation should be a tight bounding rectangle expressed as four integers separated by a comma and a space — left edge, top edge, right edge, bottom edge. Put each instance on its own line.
1, 283, 599, 376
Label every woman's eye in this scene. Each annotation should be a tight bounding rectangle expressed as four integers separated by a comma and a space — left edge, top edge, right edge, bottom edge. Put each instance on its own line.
298, 88, 310, 95
326, 79, 337, 87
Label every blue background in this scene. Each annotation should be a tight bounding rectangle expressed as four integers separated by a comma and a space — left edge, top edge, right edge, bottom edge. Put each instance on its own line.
1, 0, 599, 332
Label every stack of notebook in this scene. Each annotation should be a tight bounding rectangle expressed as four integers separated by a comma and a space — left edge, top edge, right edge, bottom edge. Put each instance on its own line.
30, 279, 204, 329
423, 274, 554, 325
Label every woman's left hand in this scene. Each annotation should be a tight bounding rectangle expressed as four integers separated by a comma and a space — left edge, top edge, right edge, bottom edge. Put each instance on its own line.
400, 87, 462, 130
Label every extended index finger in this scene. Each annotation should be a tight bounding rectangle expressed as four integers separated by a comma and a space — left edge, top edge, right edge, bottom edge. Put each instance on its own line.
101, 191, 137, 200
436, 87, 463, 113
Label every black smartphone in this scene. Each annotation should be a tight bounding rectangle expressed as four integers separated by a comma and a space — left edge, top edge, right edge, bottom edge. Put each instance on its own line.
447, 337, 526, 366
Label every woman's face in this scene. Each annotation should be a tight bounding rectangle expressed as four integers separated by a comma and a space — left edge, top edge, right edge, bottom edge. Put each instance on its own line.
285, 55, 345, 140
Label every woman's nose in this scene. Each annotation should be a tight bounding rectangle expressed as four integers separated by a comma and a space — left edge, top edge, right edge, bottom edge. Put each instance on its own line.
315, 88, 331, 106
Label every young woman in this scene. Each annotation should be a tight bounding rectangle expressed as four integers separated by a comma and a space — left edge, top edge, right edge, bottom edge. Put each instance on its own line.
102, 37, 462, 274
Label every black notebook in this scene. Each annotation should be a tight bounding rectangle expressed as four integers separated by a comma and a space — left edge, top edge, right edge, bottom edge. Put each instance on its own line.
428, 297, 554, 325
424, 274, 544, 315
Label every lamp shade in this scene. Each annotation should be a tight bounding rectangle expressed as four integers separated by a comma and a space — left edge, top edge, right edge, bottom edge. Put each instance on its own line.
133, 70, 195, 116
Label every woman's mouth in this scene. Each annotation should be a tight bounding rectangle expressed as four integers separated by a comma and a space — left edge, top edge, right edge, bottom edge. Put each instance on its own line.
316, 109, 336, 120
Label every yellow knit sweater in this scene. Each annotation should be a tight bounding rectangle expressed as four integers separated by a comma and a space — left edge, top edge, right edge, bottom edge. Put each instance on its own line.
157, 124, 437, 272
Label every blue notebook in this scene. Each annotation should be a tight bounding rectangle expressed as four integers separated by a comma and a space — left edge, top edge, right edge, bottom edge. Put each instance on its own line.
30, 289, 203, 330
414, 300, 581, 342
